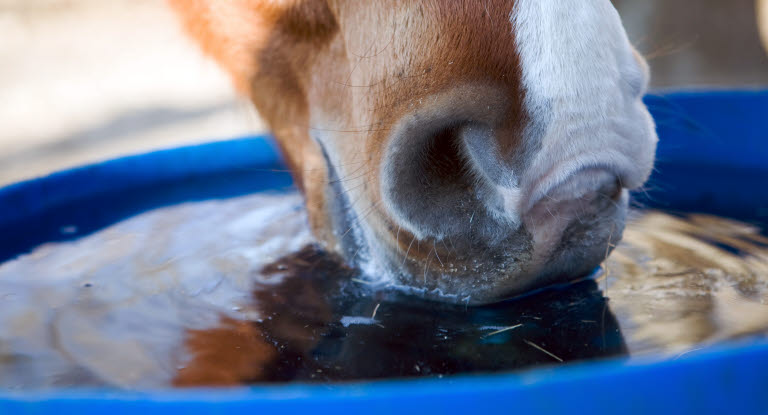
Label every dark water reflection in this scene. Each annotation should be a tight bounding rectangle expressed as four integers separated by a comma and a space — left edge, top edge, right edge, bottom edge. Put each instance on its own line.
0, 194, 766, 388
176, 246, 625, 385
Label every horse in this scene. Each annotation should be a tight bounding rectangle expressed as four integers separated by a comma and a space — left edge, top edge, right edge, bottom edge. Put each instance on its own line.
168, 0, 657, 304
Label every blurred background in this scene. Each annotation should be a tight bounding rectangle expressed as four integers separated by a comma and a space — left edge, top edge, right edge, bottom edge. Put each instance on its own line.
1, 0, 767, 186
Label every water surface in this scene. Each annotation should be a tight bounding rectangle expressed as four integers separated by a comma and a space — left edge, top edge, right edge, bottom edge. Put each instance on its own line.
0, 193, 766, 388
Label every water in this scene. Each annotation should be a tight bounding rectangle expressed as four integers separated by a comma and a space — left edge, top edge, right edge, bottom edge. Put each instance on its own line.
0, 193, 766, 388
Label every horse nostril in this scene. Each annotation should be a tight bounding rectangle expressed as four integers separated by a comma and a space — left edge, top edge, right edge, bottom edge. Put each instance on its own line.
380, 84, 523, 240
420, 126, 472, 194
381, 120, 488, 239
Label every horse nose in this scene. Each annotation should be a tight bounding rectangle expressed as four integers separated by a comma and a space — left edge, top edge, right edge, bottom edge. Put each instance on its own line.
374, 83, 644, 304
379, 84, 630, 246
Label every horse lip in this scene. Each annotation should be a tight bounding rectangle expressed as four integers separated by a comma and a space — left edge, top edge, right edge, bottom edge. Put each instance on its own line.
522, 155, 631, 215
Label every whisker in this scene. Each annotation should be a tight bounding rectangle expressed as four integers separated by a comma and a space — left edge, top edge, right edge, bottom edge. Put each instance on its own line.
340, 199, 383, 241
433, 246, 444, 268
402, 234, 417, 267
342, 39, 378, 88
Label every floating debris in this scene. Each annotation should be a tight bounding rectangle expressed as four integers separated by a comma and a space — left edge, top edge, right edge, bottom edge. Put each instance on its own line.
482, 324, 523, 338
524, 340, 563, 362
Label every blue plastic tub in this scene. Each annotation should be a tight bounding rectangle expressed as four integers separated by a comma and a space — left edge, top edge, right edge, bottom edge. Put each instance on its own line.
1, 90, 767, 413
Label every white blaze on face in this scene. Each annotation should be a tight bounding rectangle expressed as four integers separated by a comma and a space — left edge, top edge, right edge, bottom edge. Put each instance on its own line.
510, 0, 657, 212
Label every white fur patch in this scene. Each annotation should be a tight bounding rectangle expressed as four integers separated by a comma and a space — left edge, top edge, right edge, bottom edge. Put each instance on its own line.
510, 0, 657, 212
